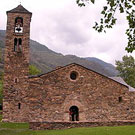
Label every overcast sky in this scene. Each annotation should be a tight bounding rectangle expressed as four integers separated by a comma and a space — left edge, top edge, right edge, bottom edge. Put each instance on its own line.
0, 0, 135, 65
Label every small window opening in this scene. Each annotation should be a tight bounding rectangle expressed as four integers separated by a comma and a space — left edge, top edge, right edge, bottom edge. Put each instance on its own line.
14, 78, 18, 83
0, 104, 2, 110
119, 97, 122, 102
18, 103, 21, 109
69, 106, 79, 121
70, 71, 78, 80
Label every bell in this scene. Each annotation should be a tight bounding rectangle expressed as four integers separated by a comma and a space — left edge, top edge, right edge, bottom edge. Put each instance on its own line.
16, 27, 21, 32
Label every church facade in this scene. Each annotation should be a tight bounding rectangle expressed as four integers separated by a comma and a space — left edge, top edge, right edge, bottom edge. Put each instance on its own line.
2, 5, 135, 129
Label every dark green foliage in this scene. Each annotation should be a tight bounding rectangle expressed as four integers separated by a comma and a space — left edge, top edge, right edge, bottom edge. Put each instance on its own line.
29, 65, 41, 75
76, 0, 135, 53
116, 55, 135, 88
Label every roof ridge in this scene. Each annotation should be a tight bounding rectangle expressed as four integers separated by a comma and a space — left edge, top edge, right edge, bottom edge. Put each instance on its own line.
29, 63, 76, 78
7, 4, 32, 14
28, 63, 129, 89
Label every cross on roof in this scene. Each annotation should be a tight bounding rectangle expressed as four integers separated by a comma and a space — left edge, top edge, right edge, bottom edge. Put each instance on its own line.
19, 0, 22, 5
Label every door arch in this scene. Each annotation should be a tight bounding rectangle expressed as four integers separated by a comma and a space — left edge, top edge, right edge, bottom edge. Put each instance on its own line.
69, 106, 79, 121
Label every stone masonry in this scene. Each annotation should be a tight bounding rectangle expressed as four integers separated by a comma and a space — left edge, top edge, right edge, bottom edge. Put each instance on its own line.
3, 5, 32, 122
2, 5, 135, 129
29, 121, 135, 130
28, 64, 135, 123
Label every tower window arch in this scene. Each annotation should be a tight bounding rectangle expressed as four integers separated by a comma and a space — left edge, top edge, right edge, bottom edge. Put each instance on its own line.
14, 38, 17, 51
19, 38, 22, 45
18, 38, 22, 52
15, 17, 23, 33
14, 38, 22, 52
15, 17, 23, 26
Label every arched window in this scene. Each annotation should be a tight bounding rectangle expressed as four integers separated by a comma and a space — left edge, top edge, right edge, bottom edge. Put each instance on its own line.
14, 38, 22, 52
18, 38, 22, 52
15, 17, 23, 26
69, 106, 79, 121
14, 38, 17, 51
15, 17, 23, 33
19, 38, 22, 45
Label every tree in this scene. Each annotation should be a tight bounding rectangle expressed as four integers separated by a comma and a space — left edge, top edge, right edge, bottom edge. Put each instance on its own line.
115, 55, 135, 88
29, 65, 41, 75
76, 0, 135, 52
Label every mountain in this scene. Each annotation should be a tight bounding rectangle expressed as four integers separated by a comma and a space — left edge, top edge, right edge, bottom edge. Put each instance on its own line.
0, 30, 118, 76
85, 57, 118, 76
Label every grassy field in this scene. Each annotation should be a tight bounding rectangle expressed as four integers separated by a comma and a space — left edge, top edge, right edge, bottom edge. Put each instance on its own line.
1, 114, 135, 135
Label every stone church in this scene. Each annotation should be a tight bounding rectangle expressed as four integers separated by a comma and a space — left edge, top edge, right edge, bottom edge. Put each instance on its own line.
2, 5, 135, 129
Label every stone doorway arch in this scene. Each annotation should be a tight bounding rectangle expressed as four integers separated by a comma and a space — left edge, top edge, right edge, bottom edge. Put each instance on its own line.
63, 99, 86, 122
69, 106, 79, 121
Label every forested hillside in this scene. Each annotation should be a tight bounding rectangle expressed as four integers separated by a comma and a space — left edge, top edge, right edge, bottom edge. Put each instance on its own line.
0, 30, 118, 77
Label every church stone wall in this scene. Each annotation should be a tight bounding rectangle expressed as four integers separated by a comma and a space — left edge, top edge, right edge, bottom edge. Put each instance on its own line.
30, 121, 135, 130
3, 5, 135, 127
28, 64, 135, 122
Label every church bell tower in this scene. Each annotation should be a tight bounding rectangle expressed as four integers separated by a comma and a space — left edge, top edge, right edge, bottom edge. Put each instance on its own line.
3, 5, 32, 122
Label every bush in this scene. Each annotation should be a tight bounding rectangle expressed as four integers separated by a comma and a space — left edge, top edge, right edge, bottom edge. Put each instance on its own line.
29, 65, 41, 75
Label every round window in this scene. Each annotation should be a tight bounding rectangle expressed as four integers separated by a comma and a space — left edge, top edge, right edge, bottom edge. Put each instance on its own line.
70, 71, 78, 80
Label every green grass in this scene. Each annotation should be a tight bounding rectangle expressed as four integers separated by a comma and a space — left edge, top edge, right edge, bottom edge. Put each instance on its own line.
1, 124, 135, 135
0, 114, 135, 135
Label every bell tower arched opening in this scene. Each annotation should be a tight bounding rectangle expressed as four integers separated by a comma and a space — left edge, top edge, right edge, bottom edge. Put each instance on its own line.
15, 17, 23, 33
69, 106, 79, 121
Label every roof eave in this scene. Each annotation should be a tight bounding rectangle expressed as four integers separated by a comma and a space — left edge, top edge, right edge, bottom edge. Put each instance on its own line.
6, 11, 32, 15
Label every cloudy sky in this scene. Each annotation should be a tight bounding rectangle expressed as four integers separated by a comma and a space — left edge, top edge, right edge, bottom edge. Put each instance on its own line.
0, 0, 135, 65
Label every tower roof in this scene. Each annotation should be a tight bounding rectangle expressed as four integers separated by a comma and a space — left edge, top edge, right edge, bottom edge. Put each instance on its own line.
7, 4, 32, 15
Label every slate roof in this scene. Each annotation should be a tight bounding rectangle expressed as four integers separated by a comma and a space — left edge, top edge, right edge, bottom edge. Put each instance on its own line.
110, 77, 135, 91
7, 4, 32, 14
